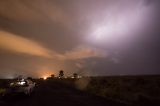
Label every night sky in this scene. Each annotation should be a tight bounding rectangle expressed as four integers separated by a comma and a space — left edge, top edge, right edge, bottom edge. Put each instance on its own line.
0, 0, 160, 78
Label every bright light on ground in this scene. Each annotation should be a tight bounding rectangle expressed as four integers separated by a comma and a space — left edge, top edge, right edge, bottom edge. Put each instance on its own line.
43, 76, 47, 80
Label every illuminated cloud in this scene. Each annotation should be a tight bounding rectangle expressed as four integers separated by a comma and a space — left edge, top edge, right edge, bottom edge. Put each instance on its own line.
0, 31, 53, 58
64, 46, 107, 60
75, 62, 84, 69
87, 0, 153, 45
0, 31, 106, 61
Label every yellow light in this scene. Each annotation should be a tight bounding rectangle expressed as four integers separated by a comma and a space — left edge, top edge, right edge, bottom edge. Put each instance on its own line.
43, 76, 47, 80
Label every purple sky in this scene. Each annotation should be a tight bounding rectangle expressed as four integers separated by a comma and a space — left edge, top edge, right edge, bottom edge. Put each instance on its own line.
0, 0, 160, 78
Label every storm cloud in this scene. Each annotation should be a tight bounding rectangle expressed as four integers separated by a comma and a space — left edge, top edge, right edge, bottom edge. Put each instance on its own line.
0, 0, 159, 78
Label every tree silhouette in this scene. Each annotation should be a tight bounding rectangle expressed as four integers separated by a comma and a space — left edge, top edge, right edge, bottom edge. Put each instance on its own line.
73, 73, 78, 78
27, 77, 33, 80
51, 74, 55, 78
59, 70, 64, 78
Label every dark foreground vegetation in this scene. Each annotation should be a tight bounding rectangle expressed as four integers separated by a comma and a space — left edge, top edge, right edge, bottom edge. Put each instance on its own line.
0, 75, 160, 106
75, 75, 160, 105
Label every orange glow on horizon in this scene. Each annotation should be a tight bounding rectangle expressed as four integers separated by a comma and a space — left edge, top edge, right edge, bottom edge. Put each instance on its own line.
43, 76, 47, 80
38, 68, 54, 79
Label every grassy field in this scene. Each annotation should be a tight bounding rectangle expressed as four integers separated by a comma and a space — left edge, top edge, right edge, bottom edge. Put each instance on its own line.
52, 75, 160, 105
78, 75, 160, 105
0, 75, 160, 105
